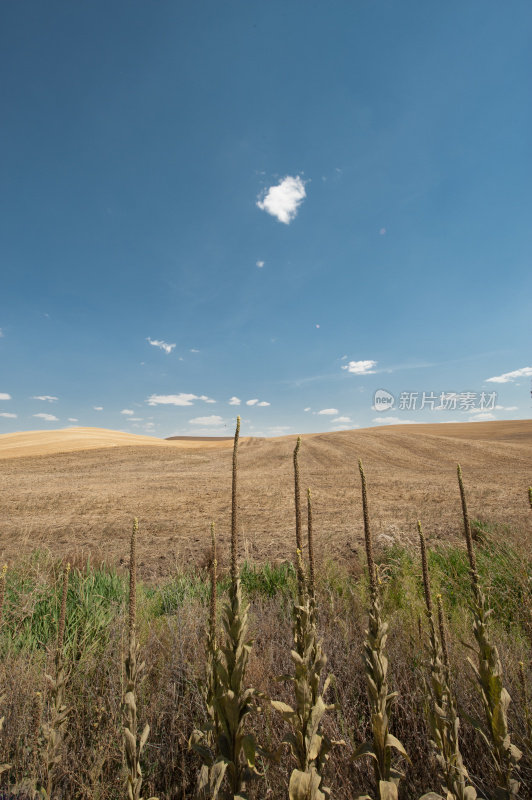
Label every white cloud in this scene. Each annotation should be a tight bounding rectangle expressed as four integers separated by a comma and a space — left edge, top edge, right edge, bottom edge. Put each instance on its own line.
0, 412, 17, 419
189, 415, 224, 426
256, 260, 265, 268
190, 348, 200, 353
33, 413, 59, 422
268, 425, 291, 436
332, 416, 351, 423
341, 360, 377, 375
121, 409, 134, 415
128, 417, 143, 422
93, 406, 103, 411
317, 408, 338, 415
32, 395, 58, 402
486, 366, 532, 384
0, 393, 12, 401
257, 401, 270, 407
331, 423, 358, 431
469, 412, 497, 422
372, 416, 417, 425
147, 393, 215, 407
228, 397, 241, 406
68, 418, 79, 422
246, 399, 259, 406
256, 175, 307, 224
304, 407, 311, 412
147, 337, 176, 355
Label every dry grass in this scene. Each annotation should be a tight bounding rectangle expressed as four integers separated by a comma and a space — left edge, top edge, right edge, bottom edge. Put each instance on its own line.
0, 551, 529, 799
0, 421, 530, 579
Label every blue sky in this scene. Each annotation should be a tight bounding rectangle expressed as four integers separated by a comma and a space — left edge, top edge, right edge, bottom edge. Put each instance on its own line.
1, 0, 530, 438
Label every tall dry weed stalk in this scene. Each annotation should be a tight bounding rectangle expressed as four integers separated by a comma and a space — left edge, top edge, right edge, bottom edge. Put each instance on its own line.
0, 692, 9, 778
30, 690, 43, 787
207, 521, 219, 738
307, 488, 315, 607
293, 437, 305, 597
354, 460, 407, 800
40, 561, 71, 799
192, 416, 260, 799
0, 564, 10, 778
518, 662, 532, 757
191, 522, 223, 796
272, 440, 338, 800
457, 465, 521, 799
0, 563, 7, 630
417, 522, 477, 800
123, 519, 157, 800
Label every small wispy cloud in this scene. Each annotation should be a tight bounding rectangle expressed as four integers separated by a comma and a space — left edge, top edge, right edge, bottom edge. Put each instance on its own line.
0, 329, 3, 338
256, 176, 307, 224
147, 393, 215, 407
331, 423, 358, 431
317, 408, 339, 415
494, 405, 518, 411
246, 398, 270, 407
147, 337, 176, 355
257, 401, 270, 407
0, 393, 12, 401
341, 360, 377, 375
332, 416, 351, 423
190, 348, 200, 353
268, 425, 291, 436
372, 416, 417, 425
93, 406, 103, 411
121, 409, 134, 415
256, 260, 265, 268
189, 415, 224, 426
33, 413, 59, 422
0, 412, 17, 419
469, 412, 497, 421
246, 399, 258, 406
32, 395, 58, 402
128, 417, 143, 422
68, 418, 79, 422
486, 366, 532, 384
228, 397, 241, 406
304, 407, 311, 412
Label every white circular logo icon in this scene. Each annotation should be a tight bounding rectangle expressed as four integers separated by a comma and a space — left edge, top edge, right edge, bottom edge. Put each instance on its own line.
373, 389, 395, 412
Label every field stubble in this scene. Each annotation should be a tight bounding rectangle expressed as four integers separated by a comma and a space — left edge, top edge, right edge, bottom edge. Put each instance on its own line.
0, 421, 530, 578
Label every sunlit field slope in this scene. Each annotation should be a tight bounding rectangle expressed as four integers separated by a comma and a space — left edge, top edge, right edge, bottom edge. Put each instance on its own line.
0, 420, 530, 577
0, 426, 233, 459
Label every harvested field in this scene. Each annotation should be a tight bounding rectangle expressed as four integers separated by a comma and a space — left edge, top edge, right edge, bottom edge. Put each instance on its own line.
0, 420, 530, 578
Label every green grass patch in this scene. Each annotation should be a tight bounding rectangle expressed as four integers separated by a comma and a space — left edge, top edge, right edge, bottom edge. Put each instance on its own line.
378, 521, 531, 636
1, 529, 528, 654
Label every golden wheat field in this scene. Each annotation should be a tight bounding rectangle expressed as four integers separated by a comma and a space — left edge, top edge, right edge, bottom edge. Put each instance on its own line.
0, 420, 530, 578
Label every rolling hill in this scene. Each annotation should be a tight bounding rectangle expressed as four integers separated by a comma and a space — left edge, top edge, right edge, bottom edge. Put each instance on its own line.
0, 420, 530, 577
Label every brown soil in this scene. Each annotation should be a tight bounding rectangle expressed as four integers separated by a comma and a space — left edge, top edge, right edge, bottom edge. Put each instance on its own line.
0, 421, 530, 578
